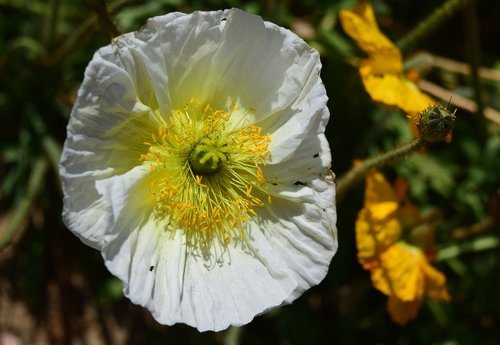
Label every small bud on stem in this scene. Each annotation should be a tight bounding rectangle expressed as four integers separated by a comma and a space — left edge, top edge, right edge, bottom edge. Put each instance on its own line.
337, 105, 456, 203
416, 104, 456, 142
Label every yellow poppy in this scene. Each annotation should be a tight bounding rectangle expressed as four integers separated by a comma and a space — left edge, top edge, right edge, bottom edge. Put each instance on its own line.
355, 171, 449, 325
339, 2, 435, 115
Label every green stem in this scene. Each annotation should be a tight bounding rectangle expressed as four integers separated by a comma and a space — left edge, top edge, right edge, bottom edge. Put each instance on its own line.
0, 157, 48, 250
46, 0, 136, 66
43, 0, 60, 48
452, 217, 495, 240
336, 137, 425, 202
45, 17, 94, 67
28, 110, 62, 179
397, 0, 467, 53
87, 0, 120, 39
225, 326, 242, 345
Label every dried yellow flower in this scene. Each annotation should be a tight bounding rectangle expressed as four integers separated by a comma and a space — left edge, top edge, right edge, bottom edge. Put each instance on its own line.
355, 171, 449, 325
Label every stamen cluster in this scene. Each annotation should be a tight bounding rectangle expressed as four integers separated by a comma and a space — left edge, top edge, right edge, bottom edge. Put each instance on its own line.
139, 99, 271, 251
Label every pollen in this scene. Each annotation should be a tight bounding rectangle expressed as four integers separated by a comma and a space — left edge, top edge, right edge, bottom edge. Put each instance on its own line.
140, 99, 272, 250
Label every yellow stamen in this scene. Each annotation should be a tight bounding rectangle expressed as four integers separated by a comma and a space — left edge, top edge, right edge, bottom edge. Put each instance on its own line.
140, 98, 271, 251
195, 175, 207, 187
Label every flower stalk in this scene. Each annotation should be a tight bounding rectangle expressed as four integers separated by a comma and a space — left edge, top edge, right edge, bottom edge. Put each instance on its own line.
46, 0, 133, 66
336, 104, 456, 203
0, 157, 48, 251
336, 137, 425, 203
86, 0, 120, 39
397, 0, 468, 53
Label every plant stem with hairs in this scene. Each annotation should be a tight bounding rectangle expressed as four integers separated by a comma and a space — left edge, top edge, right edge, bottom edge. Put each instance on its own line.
336, 137, 426, 202
397, 0, 468, 53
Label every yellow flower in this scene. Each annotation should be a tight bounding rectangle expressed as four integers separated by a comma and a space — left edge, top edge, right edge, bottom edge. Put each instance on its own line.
355, 171, 449, 325
339, 2, 435, 115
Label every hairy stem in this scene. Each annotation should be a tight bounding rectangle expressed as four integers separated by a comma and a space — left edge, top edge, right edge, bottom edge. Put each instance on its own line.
87, 0, 120, 39
397, 0, 467, 53
336, 137, 425, 202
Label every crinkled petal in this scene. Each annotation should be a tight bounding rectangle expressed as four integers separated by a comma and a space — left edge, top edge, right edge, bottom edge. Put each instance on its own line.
102, 221, 297, 332
370, 243, 426, 301
100, 180, 335, 331
60, 43, 164, 247
263, 76, 330, 164
355, 205, 400, 268
355, 171, 401, 267
211, 9, 324, 119
134, 10, 226, 112
108, 9, 328, 164
95, 166, 150, 224
255, 177, 337, 302
264, 124, 331, 187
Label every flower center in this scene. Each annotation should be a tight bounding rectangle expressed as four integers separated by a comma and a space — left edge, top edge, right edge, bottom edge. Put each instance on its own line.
140, 99, 271, 252
189, 137, 228, 175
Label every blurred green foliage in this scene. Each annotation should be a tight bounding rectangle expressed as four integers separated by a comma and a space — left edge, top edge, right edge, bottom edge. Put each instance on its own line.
0, 0, 499, 344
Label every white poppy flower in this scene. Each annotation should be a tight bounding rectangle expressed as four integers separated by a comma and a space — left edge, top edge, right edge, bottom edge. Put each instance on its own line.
60, 8, 337, 332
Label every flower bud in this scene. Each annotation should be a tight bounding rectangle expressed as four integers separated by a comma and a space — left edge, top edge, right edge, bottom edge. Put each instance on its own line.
417, 104, 456, 142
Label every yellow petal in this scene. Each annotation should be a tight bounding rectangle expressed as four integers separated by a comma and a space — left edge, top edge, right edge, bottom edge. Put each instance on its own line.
387, 295, 422, 326
356, 207, 401, 268
368, 202, 399, 220
339, 3, 399, 57
423, 260, 451, 301
355, 172, 401, 267
364, 171, 397, 206
371, 243, 426, 301
340, 3, 435, 115
361, 72, 436, 114
360, 53, 403, 76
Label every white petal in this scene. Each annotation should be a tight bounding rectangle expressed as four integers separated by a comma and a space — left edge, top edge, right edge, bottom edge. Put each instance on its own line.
103, 218, 298, 331
209, 9, 322, 116
95, 166, 149, 222
265, 132, 332, 188
129, 9, 326, 124
60, 43, 165, 247
264, 80, 330, 163
100, 172, 336, 331
62, 191, 112, 249
135, 10, 229, 110
62, 164, 149, 249
178, 244, 297, 331
255, 181, 337, 302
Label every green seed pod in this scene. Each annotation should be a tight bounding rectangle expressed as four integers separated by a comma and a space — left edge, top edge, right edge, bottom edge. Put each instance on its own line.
417, 104, 456, 142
